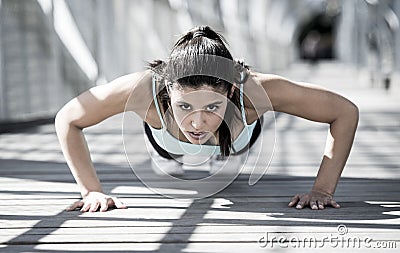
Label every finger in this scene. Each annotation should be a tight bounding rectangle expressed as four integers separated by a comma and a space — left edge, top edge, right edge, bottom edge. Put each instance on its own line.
66, 201, 83, 211
288, 195, 300, 207
111, 197, 127, 209
317, 200, 324, 210
330, 199, 341, 208
296, 201, 305, 209
296, 197, 309, 209
100, 197, 109, 212
81, 202, 91, 212
310, 199, 318, 210
89, 202, 100, 212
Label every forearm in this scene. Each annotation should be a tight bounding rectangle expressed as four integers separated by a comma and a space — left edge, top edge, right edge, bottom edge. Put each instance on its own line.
312, 107, 359, 195
55, 117, 103, 198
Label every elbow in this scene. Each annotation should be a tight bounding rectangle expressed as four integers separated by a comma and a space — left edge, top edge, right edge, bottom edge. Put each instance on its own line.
346, 102, 359, 129
54, 106, 78, 135
55, 107, 68, 135
351, 102, 359, 122
55, 104, 86, 138
332, 101, 359, 129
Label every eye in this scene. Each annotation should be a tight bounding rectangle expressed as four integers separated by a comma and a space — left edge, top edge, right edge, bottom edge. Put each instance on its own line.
179, 103, 191, 110
206, 104, 219, 112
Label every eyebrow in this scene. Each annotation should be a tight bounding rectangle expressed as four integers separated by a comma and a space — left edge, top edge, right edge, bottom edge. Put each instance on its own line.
176, 101, 224, 105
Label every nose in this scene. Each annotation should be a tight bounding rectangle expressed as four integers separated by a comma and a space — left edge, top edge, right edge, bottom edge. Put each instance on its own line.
190, 111, 206, 130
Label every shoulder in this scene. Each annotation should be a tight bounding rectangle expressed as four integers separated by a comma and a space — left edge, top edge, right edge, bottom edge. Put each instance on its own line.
123, 69, 153, 111
97, 69, 157, 121
249, 72, 357, 123
92, 69, 155, 114
122, 70, 159, 120
249, 72, 292, 93
93, 70, 152, 103
244, 71, 308, 112
55, 70, 154, 129
241, 71, 285, 118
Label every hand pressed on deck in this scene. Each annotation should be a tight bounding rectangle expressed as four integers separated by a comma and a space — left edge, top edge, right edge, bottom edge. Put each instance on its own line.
288, 190, 340, 210
66, 191, 127, 212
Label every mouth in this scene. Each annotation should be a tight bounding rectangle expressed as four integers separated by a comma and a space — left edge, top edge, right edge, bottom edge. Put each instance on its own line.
187, 131, 208, 140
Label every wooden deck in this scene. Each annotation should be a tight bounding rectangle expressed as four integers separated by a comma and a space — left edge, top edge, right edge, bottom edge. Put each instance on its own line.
1, 63, 399, 252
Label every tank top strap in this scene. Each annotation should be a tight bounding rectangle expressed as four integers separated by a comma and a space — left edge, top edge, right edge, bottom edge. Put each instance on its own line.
152, 74, 167, 129
239, 83, 248, 126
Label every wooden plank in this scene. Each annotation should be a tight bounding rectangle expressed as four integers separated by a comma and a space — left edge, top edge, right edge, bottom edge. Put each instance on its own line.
2, 197, 399, 217
1, 170, 399, 184
2, 226, 399, 236
0, 181, 399, 200
0, 243, 162, 253
1, 243, 396, 253
1, 206, 399, 219
0, 196, 399, 206
1, 231, 399, 244
1, 209, 399, 230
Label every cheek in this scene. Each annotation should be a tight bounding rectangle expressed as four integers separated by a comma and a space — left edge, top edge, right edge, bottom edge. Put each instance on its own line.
208, 111, 225, 129
171, 109, 186, 125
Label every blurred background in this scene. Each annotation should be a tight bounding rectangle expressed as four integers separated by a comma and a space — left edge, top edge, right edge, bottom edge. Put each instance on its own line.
0, 0, 399, 129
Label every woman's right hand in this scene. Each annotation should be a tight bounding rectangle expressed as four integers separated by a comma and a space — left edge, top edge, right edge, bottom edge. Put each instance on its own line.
66, 192, 127, 212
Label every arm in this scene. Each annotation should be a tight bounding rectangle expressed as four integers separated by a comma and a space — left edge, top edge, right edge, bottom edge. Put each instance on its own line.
259, 73, 359, 209
55, 71, 150, 212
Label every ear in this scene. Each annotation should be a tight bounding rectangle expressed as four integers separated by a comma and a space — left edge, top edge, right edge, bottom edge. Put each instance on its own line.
228, 86, 235, 99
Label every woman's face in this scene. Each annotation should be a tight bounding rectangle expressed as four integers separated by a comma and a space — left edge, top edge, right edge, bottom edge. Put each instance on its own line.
169, 85, 229, 145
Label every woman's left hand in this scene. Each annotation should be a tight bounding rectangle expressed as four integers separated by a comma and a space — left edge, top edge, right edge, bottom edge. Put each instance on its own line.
288, 190, 340, 210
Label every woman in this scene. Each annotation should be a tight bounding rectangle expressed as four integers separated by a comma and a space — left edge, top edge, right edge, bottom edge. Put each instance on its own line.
56, 26, 359, 212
